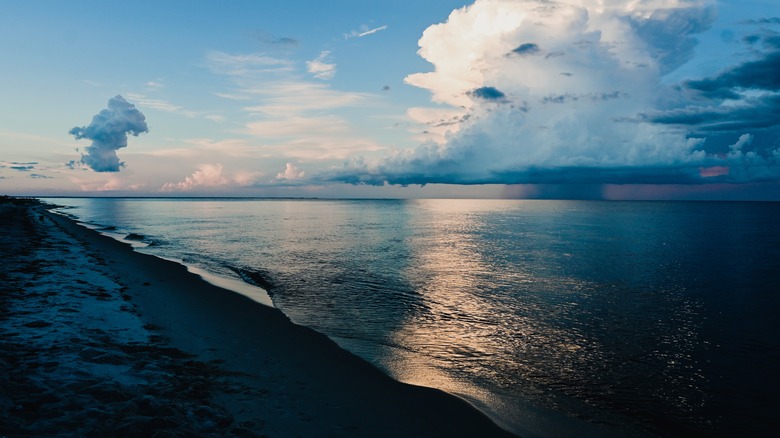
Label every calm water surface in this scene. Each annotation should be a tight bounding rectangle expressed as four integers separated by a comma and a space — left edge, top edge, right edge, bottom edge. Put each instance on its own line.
46, 198, 780, 436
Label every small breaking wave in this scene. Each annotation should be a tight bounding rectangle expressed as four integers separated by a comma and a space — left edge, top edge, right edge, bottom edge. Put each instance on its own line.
125, 233, 145, 241
227, 266, 277, 294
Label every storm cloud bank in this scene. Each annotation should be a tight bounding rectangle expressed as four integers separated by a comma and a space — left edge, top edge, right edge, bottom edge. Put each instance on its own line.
326, 0, 780, 186
70, 95, 148, 172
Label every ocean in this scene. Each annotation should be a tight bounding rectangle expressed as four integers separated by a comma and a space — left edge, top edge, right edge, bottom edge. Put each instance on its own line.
44, 198, 780, 436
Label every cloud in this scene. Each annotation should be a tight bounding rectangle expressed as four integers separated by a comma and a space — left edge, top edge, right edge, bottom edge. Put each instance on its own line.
644, 32, 780, 138
468, 86, 507, 102
4, 161, 38, 172
126, 92, 221, 121
684, 51, 780, 99
161, 163, 227, 191
249, 31, 299, 48
69, 95, 148, 172
207, 51, 294, 79
207, 49, 384, 162
345, 25, 388, 39
276, 162, 305, 180
306, 51, 336, 80
125, 93, 183, 113
744, 17, 780, 25
241, 81, 367, 116
324, 0, 780, 187
246, 115, 349, 138
510, 43, 540, 56
640, 94, 780, 132
720, 133, 780, 182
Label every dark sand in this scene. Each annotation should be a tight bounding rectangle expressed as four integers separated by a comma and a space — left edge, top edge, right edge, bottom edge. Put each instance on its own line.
0, 197, 514, 437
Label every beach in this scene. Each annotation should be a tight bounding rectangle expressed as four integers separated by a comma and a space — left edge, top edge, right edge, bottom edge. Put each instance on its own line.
0, 197, 513, 437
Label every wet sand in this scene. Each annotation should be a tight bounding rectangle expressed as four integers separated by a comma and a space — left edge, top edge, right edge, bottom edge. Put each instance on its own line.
0, 197, 514, 437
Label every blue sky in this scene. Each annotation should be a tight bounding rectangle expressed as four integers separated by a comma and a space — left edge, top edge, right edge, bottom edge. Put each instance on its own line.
1, 0, 779, 199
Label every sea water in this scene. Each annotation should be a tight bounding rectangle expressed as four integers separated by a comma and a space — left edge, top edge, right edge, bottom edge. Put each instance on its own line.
44, 198, 780, 436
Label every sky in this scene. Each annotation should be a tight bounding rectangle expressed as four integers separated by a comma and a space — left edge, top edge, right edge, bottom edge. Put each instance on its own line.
1, 0, 780, 200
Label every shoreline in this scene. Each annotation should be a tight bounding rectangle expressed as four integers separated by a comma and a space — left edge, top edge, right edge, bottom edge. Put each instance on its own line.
1, 198, 514, 436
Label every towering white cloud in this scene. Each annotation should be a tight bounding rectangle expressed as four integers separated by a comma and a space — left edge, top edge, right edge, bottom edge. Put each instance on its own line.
326, 0, 780, 186
69, 95, 148, 172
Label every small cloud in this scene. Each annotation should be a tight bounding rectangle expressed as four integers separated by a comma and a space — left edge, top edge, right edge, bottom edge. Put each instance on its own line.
345, 25, 388, 39
510, 43, 541, 56
306, 51, 336, 80
542, 91, 628, 104
126, 93, 182, 112
161, 163, 227, 191
276, 162, 305, 180
234, 170, 265, 186
1, 161, 38, 172
145, 81, 164, 89
273, 37, 299, 46
205, 114, 226, 123
248, 31, 299, 47
468, 86, 507, 102
206, 51, 295, 78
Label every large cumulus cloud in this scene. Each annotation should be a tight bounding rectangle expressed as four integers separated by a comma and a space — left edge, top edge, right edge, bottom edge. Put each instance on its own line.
325, 0, 780, 187
69, 95, 148, 172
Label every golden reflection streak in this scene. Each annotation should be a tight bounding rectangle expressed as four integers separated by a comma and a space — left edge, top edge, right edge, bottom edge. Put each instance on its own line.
384, 200, 593, 429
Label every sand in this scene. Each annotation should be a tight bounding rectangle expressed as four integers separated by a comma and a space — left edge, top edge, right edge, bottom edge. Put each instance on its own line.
0, 197, 514, 437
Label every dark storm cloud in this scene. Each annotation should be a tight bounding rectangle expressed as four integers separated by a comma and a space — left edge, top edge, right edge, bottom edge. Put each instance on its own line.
647, 43, 780, 135
764, 35, 780, 49
743, 17, 780, 25
322, 161, 707, 187
642, 94, 780, 132
69, 95, 148, 172
685, 51, 780, 99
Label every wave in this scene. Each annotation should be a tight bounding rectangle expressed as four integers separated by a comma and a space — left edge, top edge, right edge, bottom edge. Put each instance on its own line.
227, 266, 277, 294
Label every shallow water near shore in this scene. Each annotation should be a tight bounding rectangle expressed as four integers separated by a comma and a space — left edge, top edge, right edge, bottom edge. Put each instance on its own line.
43, 197, 780, 436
